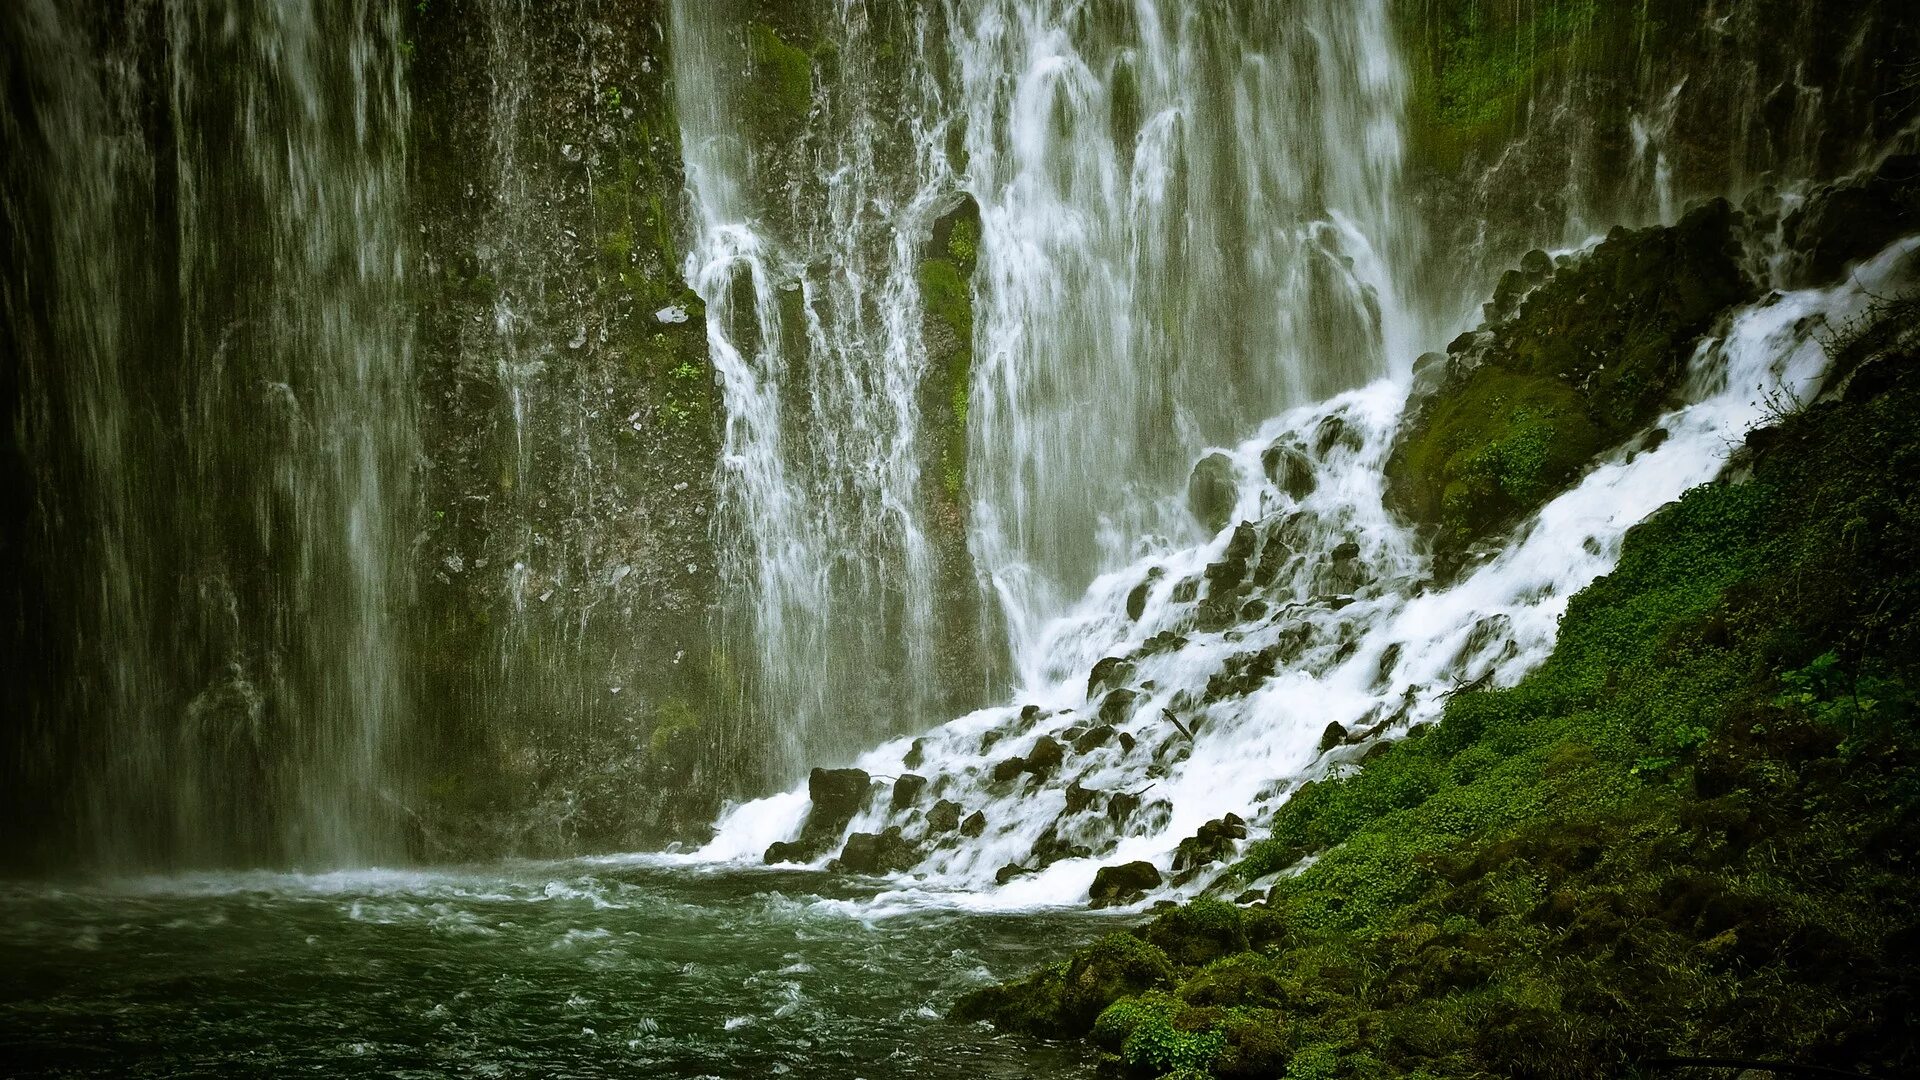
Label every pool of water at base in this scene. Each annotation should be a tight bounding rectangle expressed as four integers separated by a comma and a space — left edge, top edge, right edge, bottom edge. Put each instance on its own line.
0, 860, 1116, 1078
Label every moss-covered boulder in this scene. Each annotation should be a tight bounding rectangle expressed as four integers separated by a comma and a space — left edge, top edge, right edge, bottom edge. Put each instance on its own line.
953, 931, 1176, 1037
1386, 199, 1753, 557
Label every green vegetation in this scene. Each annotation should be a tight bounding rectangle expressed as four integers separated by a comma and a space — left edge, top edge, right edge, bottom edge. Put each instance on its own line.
961, 296, 1920, 1077
919, 255, 974, 500
1387, 199, 1753, 555
747, 21, 813, 128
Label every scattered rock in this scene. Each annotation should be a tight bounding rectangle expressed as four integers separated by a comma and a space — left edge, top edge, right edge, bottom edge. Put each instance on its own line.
903, 738, 925, 769
995, 863, 1034, 886
1087, 656, 1135, 697
1098, 688, 1140, 725
1187, 452, 1238, 533
1331, 540, 1361, 561
763, 767, 871, 863
891, 773, 927, 811
1319, 722, 1348, 753
1024, 735, 1065, 776
1072, 725, 1117, 754
833, 826, 919, 874
926, 799, 962, 833
1089, 861, 1163, 908
1064, 782, 1101, 814
1171, 814, 1248, 872
960, 810, 987, 837
991, 756, 1027, 783
1262, 442, 1314, 500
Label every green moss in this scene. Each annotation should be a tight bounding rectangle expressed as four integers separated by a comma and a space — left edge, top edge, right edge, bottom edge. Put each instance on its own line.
971, 298, 1920, 1077
1387, 200, 1752, 553
747, 22, 813, 127
919, 256, 975, 501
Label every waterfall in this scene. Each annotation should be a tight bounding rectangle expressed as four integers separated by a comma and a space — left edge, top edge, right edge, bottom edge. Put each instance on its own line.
1, 0, 415, 868
671, 1, 959, 780
958, 0, 1419, 653
698, 235, 1918, 904
669, 0, 1422, 784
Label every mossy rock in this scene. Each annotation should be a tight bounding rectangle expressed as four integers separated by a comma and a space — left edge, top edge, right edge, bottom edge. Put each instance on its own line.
953, 931, 1176, 1037
1387, 199, 1752, 554
745, 22, 812, 132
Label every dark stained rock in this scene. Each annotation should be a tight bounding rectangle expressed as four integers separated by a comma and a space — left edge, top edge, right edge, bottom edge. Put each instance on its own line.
1783, 154, 1920, 287
926, 799, 962, 833
991, 757, 1027, 783
1262, 442, 1315, 500
1024, 735, 1065, 776
833, 826, 919, 874
1320, 722, 1349, 753
960, 810, 987, 837
763, 840, 805, 864
903, 738, 926, 769
1031, 825, 1091, 868
1107, 789, 1141, 827
1064, 782, 1101, 814
1117, 731, 1137, 754
1098, 688, 1140, 725
891, 773, 928, 811
1073, 724, 1116, 754
763, 766, 872, 863
1187, 452, 1238, 533
1171, 578, 1199, 603
995, 862, 1034, 885
1087, 656, 1135, 696
1171, 814, 1248, 872
1089, 860, 1163, 908
1331, 540, 1361, 561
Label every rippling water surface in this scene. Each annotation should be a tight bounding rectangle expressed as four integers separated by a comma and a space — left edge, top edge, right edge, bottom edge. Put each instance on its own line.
0, 863, 1110, 1078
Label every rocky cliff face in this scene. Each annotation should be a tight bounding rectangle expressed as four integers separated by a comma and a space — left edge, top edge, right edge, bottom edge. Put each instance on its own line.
404, 0, 725, 856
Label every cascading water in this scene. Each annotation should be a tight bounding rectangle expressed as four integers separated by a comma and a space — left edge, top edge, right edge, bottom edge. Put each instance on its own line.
672, 1, 963, 778
960, 0, 1421, 636
698, 233, 1919, 907
671, 0, 1426, 785
0, 0, 415, 868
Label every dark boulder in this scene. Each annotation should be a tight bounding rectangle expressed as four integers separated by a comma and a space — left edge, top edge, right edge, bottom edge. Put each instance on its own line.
961, 810, 987, 837
764, 766, 871, 863
891, 773, 928, 811
1089, 860, 1163, 908
991, 756, 1027, 783
926, 799, 962, 833
1319, 722, 1348, 753
1171, 814, 1248, 872
1262, 442, 1314, 500
1064, 782, 1101, 814
1187, 452, 1238, 533
763, 840, 805, 864
1024, 735, 1065, 776
833, 826, 919, 874
995, 862, 1034, 885
1072, 725, 1116, 754
1087, 656, 1135, 696
1098, 688, 1140, 725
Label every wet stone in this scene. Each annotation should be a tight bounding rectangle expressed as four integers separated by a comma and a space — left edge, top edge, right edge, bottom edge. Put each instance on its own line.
960, 810, 987, 837
926, 799, 962, 834
1024, 735, 1065, 776
1073, 725, 1116, 754
1262, 442, 1314, 500
1319, 722, 1349, 753
890, 773, 927, 811
1089, 861, 1163, 908
1088, 656, 1135, 696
